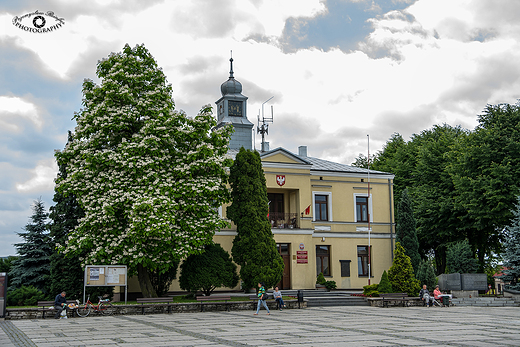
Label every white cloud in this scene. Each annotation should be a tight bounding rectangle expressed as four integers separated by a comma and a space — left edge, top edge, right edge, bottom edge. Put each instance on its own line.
0, 96, 41, 130
16, 159, 58, 193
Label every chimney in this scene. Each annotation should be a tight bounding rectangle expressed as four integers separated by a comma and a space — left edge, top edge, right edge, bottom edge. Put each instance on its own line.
298, 145, 307, 157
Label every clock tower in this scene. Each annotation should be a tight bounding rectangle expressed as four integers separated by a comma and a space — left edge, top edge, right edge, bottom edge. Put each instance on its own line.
214, 57, 253, 150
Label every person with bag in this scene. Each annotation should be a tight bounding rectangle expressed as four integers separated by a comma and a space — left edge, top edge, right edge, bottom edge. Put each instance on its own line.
54, 291, 67, 319
254, 282, 270, 315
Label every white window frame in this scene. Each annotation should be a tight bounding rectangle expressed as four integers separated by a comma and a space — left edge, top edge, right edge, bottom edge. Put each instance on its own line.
353, 193, 373, 223
312, 191, 333, 222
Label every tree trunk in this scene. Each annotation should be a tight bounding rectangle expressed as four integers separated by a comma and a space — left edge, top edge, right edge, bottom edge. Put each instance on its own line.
137, 263, 157, 298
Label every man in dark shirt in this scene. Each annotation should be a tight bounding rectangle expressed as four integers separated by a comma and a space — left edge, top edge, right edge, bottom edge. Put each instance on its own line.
54, 291, 67, 319
419, 285, 433, 307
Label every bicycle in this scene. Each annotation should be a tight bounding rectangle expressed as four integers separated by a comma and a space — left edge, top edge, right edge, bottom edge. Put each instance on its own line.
75, 294, 115, 317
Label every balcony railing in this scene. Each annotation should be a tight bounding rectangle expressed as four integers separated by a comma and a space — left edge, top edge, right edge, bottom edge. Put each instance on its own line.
269, 212, 299, 229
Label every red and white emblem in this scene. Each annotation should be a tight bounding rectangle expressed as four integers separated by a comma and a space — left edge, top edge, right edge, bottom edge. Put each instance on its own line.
276, 175, 286, 186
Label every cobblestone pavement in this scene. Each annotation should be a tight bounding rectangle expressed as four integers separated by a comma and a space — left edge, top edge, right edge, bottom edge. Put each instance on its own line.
2, 305, 520, 346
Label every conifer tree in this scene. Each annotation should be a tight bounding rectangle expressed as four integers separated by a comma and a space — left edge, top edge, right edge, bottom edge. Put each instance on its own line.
228, 148, 284, 290
377, 270, 393, 293
502, 196, 520, 289
388, 242, 420, 296
416, 259, 437, 290
9, 199, 52, 293
446, 239, 478, 273
395, 188, 421, 274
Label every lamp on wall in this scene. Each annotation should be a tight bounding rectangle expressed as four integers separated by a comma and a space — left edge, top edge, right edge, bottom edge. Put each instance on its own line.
321, 237, 325, 242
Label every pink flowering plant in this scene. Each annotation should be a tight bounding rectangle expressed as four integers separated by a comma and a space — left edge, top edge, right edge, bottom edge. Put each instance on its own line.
55, 44, 233, 296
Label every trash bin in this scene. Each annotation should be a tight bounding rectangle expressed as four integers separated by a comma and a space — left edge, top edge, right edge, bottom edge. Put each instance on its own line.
442, 295, 449, 307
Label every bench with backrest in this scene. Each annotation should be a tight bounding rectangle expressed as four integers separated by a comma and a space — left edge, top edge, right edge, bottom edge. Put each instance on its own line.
196, 295, 232, 312
136, 297, 173, 314
37, 300, 78, 319
380, 293, 411, 308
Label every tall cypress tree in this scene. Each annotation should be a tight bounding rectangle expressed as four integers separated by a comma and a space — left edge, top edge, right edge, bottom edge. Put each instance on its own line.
228, 148, 284, 290
9, 199, 52, 293
395, 188, 421, 274
502, 196, 520, 289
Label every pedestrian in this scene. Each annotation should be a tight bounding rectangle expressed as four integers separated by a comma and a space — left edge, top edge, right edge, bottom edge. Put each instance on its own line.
273, 286, 286, 311
54, 291, 67, 319
254, 282, 270, 315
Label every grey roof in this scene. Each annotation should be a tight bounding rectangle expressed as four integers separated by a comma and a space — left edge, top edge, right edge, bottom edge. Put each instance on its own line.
228, 147, 392, 176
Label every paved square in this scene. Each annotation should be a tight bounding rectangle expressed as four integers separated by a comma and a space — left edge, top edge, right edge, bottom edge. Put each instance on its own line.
2, 306, 520, 346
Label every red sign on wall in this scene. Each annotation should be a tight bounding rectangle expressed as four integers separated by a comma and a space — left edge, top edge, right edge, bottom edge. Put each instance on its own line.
296, 251, 308, 263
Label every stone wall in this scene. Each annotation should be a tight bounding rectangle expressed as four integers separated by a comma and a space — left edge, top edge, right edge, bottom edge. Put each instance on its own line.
5, 299, 306, 320
367, 297, 423, 307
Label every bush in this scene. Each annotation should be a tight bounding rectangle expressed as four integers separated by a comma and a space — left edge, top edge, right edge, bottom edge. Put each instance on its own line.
363, 283, 379, 297
7, 286, 45, 306
378, 270, 393, 293
179, 244, 239, 296
324, 280, 337, 290
316, 272, 326, 285
388, 242, 420, 296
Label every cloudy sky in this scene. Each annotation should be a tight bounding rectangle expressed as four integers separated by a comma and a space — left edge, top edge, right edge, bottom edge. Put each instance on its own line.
1, 0, 520, 256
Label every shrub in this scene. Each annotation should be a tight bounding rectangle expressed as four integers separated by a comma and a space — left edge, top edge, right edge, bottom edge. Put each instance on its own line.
316, 272, 326, 285
363, 283, 379, 297
179, 244, 239, 296
7, 286, 45, 306
378, 270, 393, 293
388, 242, 420, 296
324, 280, 337, 290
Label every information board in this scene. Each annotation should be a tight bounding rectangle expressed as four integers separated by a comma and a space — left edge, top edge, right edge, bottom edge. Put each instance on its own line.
84, 265, 127, 304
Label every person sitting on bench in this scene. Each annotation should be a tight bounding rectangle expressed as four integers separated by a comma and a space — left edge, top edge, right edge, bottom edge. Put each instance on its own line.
419, 285, 433, 307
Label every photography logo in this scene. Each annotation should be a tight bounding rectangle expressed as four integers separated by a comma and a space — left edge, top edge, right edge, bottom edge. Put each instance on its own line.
12, 10, 65, 33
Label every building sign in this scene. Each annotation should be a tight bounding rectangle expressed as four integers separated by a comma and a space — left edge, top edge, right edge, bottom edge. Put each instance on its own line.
297, 250, 308, 263
276, 175, 286, 186
299, 243, 305, 250
12, 10, 65, 33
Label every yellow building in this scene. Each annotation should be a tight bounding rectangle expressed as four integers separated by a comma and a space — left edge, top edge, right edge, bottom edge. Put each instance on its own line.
126, 58, 395, 295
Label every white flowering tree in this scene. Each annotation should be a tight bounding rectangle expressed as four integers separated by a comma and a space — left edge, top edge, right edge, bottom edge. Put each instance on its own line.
55, 44, 233, 297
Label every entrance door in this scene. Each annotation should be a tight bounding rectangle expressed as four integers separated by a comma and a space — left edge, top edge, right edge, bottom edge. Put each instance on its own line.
276, 243, 291, 289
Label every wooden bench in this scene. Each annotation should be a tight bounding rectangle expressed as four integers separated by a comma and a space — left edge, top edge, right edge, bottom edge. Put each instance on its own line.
196, 295, 231, 312
37, 300, 78, 319
136, 297, 173, 314
380, 293, 411, 308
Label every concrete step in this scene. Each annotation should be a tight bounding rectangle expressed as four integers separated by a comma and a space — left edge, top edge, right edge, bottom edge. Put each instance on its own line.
306, 297, 369, 307
451, 297, 519, 307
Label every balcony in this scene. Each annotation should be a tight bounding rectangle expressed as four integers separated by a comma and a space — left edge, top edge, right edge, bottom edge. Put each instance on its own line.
269, 212, 299, 229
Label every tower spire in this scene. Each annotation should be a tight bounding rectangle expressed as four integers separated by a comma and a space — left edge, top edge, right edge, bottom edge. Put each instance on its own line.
229, 50, 234, 78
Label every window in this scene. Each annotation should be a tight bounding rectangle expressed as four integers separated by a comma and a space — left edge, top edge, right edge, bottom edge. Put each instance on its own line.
357, 246, 372, 277
356, 196, 369, 222
315, 195, 328, 221
316, 245, 330, 276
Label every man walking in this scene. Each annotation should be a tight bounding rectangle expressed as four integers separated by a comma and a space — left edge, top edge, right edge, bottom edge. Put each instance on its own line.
54, 291, 67, 319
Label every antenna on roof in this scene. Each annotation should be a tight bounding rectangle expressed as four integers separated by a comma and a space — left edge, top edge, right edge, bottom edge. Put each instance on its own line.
257, 96, 274, 152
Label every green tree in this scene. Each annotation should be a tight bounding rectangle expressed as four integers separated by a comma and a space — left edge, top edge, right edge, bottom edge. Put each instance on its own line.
179, 244, 238, 296
446, 240, 478, 273
388, 242, 420, 296
377, 270, 393, 293
0, 256, 17, 287
49, 131, 86, 299
10, 199, 52, 293
7, 286, 45, 306
449, 104, 520, 268
228, 148, 284, 290
395, 188, 420, 274
55, 44, 233, 297
415, 259, 436, 291
149, 265, 179, 297
501, 196, 520, 289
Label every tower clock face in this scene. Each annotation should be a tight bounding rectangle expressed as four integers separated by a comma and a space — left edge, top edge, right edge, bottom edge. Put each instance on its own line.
228, 101, 243, 116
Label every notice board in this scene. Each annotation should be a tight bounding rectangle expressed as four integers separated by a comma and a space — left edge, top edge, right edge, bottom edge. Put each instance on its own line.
85, 265, 127, 286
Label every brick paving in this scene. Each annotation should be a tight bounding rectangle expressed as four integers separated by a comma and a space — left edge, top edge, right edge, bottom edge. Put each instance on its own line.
2, 305, 520, 346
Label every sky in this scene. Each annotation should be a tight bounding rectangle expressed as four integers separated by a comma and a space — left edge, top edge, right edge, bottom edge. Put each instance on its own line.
1, 0, 520, 257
